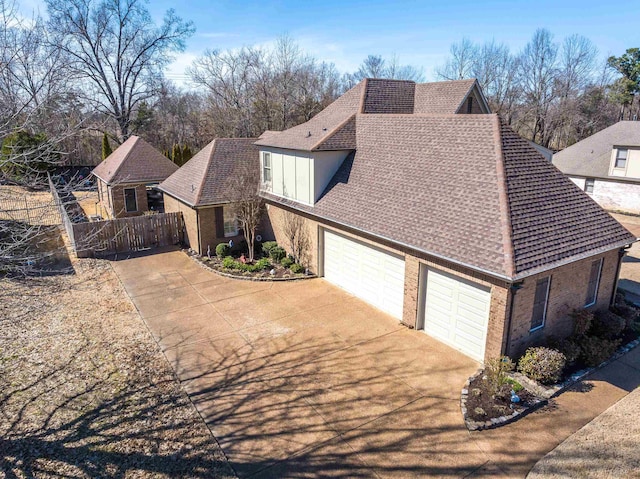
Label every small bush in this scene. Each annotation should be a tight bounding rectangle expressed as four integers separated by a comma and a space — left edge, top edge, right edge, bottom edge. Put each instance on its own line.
215, 243, 230, 258
505, 377, 524, 393
222, 256, 236, 269
579, 336, 621, 367
290, 263, 304, 274
254, 257, 271, 271
281, 257, 293, 268
269, 246, 286, 262
518, 347, 566, 385
611, 303, 639, 329
556, 338, 582, 366
483, 356, 515, 398
262, 241, 278, 255
570, 309, 594, 336
230, 239, 248, 256
591, 310, 626, 339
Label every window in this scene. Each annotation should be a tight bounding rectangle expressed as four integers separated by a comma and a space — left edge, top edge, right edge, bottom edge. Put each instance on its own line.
223, 206, 238, 237
123, 188, 137, 212
530, 276, 551, 331
262, 152, 272, 182
585, 178, 595, 193
615, 148, 628, 169
585, 258, 603, 307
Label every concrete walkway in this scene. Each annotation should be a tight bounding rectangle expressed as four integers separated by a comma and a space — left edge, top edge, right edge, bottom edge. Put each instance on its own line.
110, 249, 640, 478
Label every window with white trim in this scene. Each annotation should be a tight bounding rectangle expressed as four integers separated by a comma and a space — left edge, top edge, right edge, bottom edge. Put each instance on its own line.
585, 178, 595, 193
123, 188, 137, 212
585, 258, 603, 307
223, 206, 238, 237
530, 276, 551, 331
262, 152, 272, 182
615, 148, 628, 169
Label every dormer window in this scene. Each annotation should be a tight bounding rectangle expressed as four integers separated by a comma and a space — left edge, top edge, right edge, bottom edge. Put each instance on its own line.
615, 148, 628, 169
262, 152, 272, 182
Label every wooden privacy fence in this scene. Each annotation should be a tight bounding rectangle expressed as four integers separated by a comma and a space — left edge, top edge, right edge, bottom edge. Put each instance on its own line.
73, 212, 184, 258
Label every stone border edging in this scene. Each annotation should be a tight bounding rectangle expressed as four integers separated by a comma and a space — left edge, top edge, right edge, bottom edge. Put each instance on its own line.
185, 250, 317, 282
461, 337, 640, 431
461, 370, 546, 431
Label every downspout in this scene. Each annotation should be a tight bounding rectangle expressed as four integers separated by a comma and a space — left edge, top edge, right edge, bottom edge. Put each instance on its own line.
611, 246, 631, 306
504, 281, 523, 358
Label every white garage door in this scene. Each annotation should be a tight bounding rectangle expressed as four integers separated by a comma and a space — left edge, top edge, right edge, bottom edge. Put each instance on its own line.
422, 268, 490, 361
323, 229, 405, 319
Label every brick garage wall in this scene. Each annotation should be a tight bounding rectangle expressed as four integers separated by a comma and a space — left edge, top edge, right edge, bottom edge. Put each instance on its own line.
108, 184, 148, 218
164, 194, 199, 252
508, 248, 621, 358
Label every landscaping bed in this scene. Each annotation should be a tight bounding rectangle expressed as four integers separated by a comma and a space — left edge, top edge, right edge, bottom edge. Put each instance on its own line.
463, 297, 640, 431
190, 240, 312, 281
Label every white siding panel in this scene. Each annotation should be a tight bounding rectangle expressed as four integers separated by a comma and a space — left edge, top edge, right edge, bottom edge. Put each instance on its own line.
295, 155, 311, 204
271, 152, 284, 196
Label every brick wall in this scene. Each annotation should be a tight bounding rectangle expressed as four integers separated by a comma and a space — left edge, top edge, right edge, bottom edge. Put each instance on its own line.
108, 184, 148, 218
569, 176, 640, 215
507, 248, 621, 358
164, 194, 199, 251
266, 203, 320, 271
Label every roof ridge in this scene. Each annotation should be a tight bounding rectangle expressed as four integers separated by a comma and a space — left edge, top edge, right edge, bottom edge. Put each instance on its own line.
310, 114, 356, 151
492, 115, 516, 279
194, 140, 217, 206
110, 136, 139, 184
358, 78, 368, 114
417, 78, 477, 86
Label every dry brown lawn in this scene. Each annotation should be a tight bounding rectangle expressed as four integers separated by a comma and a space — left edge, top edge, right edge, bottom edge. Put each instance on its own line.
0, 256, 236, 478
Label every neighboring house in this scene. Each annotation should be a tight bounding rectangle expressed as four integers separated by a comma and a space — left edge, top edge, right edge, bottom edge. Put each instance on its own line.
255, 78, 636, 362
158, 138, 259, 255
92, 136, 178, 218
553, 121, 640, 214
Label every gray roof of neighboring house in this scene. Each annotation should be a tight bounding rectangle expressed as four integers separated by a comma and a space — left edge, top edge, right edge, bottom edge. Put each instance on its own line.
92, 136, 178, 185
553, 121, 640, 179
255, 78, 481, 152
158, 138, 258, 207
262, 114, 635, 280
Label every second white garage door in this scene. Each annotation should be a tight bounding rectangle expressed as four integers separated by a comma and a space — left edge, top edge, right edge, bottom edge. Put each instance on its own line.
323, 229, 405, 319
422, 268, 491, 361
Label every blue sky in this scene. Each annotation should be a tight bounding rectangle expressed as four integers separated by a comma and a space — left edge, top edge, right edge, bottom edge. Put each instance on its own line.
19, 0, 640, 85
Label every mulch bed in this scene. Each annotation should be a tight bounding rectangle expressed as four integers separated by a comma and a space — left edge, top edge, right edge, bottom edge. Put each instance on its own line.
465, 375, 539, 422
194, 253, 309, 281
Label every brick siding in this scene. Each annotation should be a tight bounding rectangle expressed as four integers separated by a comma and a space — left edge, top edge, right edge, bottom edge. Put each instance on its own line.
106, 184, 148, 218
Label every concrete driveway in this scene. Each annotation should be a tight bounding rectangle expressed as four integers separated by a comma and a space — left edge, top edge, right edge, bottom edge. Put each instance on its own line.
110, 249, 640, 478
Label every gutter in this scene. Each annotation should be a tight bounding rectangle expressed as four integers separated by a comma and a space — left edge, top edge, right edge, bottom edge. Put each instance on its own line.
611, 245, 631, 305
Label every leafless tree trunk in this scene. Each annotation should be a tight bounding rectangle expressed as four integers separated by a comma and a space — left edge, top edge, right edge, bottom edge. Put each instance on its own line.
280, 210, 310, 267
228, 160, 263, 263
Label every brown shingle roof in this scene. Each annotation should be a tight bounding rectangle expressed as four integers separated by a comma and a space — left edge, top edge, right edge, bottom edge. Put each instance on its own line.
553, 121, 640, 180
158, 138, 258, 207
262, 114, 635, 280
255, 78, 482, 151
413, 79, 477, 114
91, 136, 178, 185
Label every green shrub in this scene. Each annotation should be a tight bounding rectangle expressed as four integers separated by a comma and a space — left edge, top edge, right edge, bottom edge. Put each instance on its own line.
281, 257, 293, 268
254, 258, 271, 271
570, 309, 594, 336
505, 377, 524, 393
611, 303, 639, 329
230, 239, 248, 255
290, 263, 304, 274
262, 241, 278, 255
518, 347, 566, 385
269, 246, 286, 262
556, 338, 582, 366
222, 256, 236, 269
579, 336, 621, 367
483, 356, 515, 397
591, 310, 626, 339
215, 243, 230, 258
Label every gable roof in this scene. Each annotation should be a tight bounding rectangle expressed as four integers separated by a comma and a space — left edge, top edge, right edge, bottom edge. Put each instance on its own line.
255, 78, 484, 152
553, 121, 640, 179
262, 114, 635, 280
158, 138, 258, 207
92, 136, 178, 185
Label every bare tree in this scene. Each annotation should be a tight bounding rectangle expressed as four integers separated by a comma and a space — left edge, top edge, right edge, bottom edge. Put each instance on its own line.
227, 160, 263, 263
434, 38, 478, 81
344, 54, 424, 88
45, 0, 194, 141
280, 210, 310, 267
